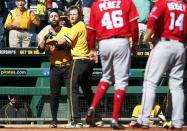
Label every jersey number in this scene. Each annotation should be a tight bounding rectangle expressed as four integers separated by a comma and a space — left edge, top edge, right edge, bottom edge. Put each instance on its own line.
169, 12, 184, 31
101, 10, 124, 29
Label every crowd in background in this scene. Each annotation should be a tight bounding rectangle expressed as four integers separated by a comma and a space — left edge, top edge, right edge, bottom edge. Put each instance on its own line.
0, 0, 156, 48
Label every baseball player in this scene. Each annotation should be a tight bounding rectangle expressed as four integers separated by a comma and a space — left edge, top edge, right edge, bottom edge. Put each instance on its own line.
85, 0, 139, 129
132, 0, 187, 130
37, 9, 72, 128
47, 5, 103, 128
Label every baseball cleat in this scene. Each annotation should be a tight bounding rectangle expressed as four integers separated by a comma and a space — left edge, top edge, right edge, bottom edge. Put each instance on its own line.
94, 120, 104, 127
111, 121, 125, 130
63, 121, 83, 128
49, 121, 57, 128
130, 121, 149, 129
86, 108, 95, 127
0, 125, 4, 128
163, 121, 172, 129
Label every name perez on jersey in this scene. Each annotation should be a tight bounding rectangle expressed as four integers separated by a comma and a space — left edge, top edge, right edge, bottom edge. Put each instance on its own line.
99, 1, 121, 11
167, 2, 186, 11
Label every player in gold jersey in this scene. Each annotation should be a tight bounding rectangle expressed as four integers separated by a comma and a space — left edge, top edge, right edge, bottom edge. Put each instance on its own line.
37, 9, 71, 128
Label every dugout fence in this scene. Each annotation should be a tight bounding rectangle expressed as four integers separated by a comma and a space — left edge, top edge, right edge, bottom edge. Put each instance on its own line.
0, 48, 169, 124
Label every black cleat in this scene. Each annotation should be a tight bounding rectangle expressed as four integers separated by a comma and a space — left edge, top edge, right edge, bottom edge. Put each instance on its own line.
86, 108, 95, 127
111, 121, 125, 130
0, 125, 4, 128
130, 122, 149, 129
171, 126, 182, 130
130, 122, 142, 128
49, 121, 57, 128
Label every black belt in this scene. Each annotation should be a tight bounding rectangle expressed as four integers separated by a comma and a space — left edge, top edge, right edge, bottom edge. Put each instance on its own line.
112, 36, 127, 38
12, 28, 28, 32
52, 63, 70, 68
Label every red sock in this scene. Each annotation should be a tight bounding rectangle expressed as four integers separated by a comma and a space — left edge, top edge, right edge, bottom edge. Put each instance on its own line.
112, 89, 126, 121
91, 81, 109, 109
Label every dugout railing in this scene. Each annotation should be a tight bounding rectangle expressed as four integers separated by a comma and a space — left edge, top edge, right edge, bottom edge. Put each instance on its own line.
0, 48, 169, 124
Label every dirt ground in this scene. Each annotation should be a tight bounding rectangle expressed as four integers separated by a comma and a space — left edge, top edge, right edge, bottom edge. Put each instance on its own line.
1, 125, 187, 131
1, 128, 187, 131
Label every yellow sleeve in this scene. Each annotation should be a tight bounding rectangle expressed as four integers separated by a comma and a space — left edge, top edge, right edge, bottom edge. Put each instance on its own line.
57, 27, 70, 39
64, 22, 82, 45
4, 13, 13, 28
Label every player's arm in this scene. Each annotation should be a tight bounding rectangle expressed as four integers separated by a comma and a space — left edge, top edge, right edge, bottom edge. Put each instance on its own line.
87, 26, 98, 63
129, 19, 139, 55
55, 36, 72, 46
87, 28, 98, 63
86, 2, 98, 62
37, 28, 55, 53
37, 36, 46, 53
30, 11, 41, 26
144, 1, 166, 44
87, 28, 96, 50
184, 7, 187, 49
4, 12, 21, 30
54, 26, 76, 46
38, 37, 56, 53
143, 13, 158, 43
128, 0, 139, 55
142, 28, 154, 44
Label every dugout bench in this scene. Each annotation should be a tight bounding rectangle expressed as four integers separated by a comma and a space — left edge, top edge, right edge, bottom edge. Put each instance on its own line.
0, 48, 169, 123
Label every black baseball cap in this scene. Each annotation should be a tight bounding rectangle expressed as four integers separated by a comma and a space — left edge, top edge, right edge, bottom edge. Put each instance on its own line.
48, 9, 62, 17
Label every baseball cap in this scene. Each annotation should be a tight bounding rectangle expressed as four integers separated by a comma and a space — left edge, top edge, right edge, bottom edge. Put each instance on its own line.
60, 15, 68, 20
60, 12, 68, 20
48, 9, 62, 17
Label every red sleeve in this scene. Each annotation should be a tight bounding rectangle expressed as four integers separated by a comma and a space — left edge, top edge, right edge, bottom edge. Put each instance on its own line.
87, 2, 97, 50
128, 0, 139, 22
87, 2, 96, 30
87, 29, 96, 50
130, 19, 138, 44
184, 5, 187, 36
147, 1, 166, 29
147, 17, 156, 29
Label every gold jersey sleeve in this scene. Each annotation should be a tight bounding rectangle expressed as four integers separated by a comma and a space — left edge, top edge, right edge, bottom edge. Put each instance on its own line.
64, 21, 90, 57
39, 26, 72, 65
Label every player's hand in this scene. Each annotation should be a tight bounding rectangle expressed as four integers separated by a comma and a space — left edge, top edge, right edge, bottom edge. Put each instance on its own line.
131, 45, 138, 56
89, 50, 98, 63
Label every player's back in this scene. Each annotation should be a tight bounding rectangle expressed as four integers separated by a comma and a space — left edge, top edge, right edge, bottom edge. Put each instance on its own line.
153, 0, 187, 41
88, 0, 138, 40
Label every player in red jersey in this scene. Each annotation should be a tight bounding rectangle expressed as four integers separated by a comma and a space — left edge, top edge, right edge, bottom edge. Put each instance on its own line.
131, 0, 187, 130
85, 0, 139, 129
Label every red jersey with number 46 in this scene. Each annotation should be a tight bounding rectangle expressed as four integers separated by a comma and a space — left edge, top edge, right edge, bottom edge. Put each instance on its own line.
147, 0, 187, 42
87, 0, 139, 40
